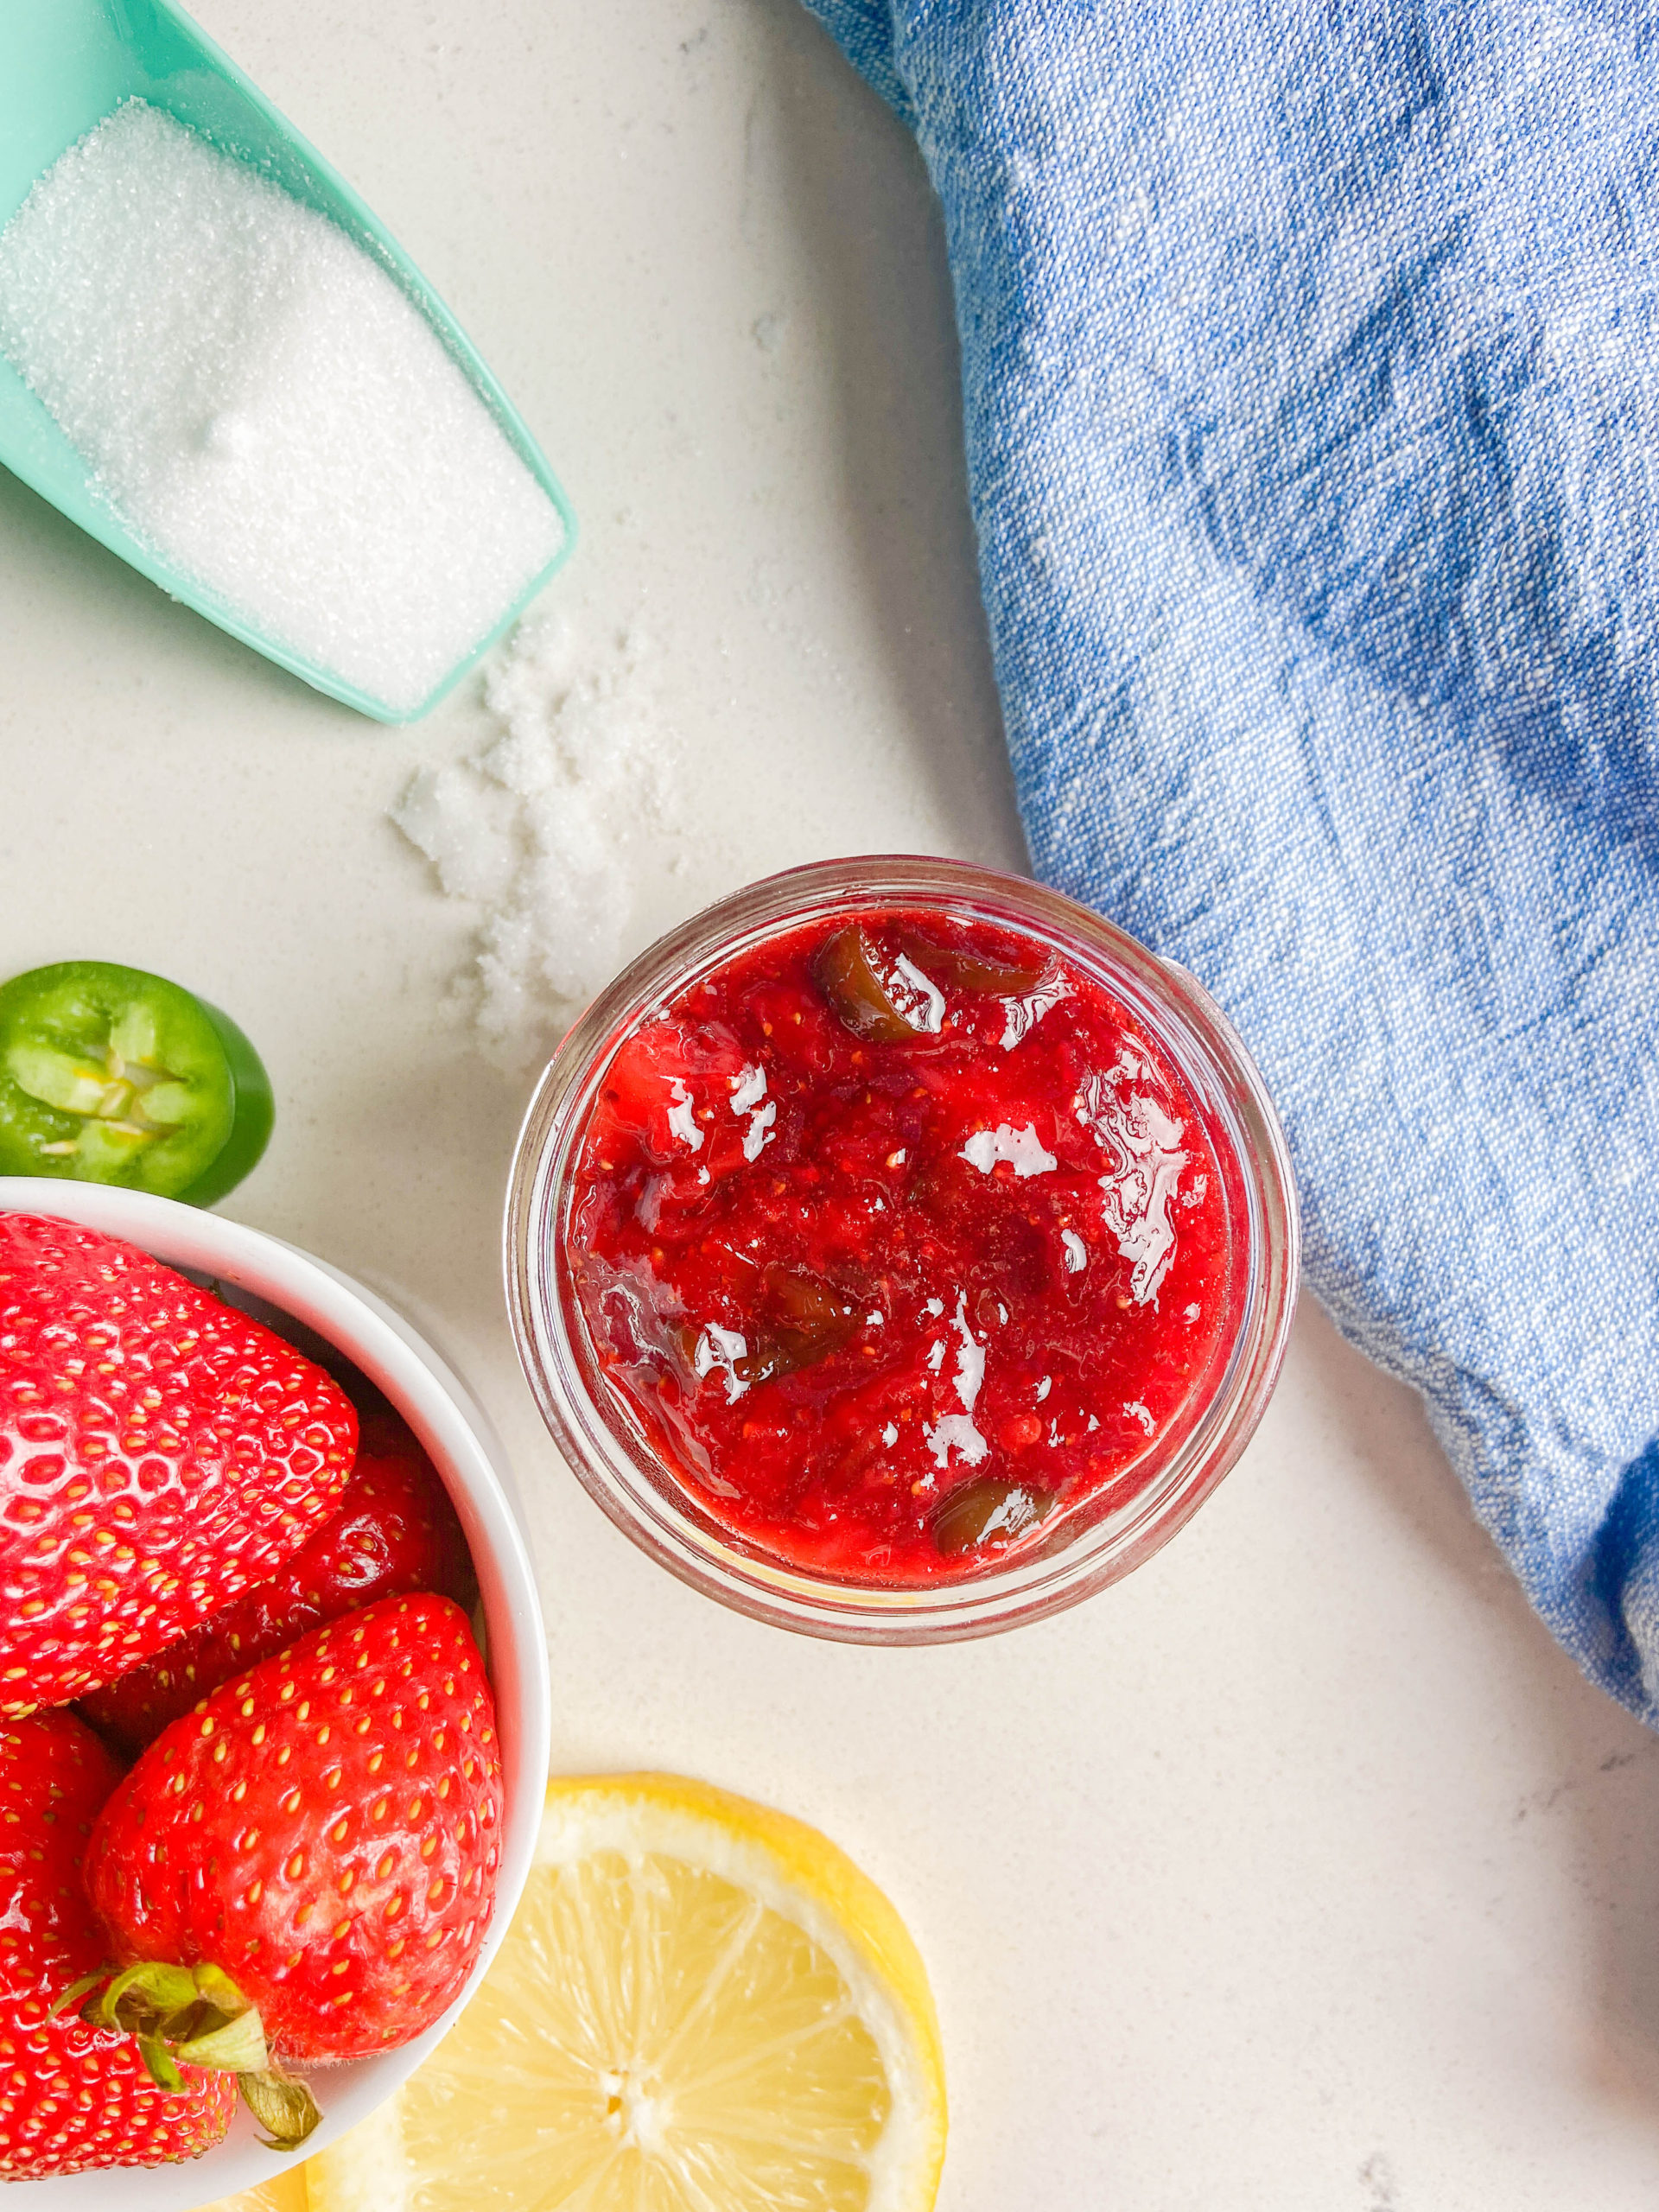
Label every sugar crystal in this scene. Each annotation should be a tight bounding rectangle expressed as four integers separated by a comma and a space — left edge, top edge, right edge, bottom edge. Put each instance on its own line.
0, 102, 564, 713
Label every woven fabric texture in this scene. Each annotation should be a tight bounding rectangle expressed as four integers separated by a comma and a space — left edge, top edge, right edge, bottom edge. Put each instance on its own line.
804, 0, 1659, 1716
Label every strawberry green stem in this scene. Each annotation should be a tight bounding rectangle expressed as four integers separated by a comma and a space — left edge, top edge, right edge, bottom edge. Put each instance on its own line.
47, 1967, 115, 2019
137, 2035, 185, 2094
67, 1960, 323, 2148
89, 1961, 200, 2028
238, 2067, 324, 2151
173, 2005, 270, 2072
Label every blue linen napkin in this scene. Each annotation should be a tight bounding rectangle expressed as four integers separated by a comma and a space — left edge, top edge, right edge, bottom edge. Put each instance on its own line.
804, 0, 1659, 1718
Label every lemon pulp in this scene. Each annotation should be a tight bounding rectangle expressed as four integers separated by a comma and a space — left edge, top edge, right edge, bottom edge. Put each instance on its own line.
193, 2173, 308, 2212
308, 1773, 946, 2212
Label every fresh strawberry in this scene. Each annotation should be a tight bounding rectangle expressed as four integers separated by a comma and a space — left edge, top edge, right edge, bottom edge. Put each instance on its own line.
0, 1213, 359, 1716
79, 1405, 476, 1756
83, 1592, 502, 2139
0, 1710, 236, 2176
0, 1707, 122, 1982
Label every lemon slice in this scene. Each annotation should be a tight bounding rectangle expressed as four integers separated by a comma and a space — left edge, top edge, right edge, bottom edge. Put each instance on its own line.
306, 1771, 947, 2212
194, 2175, 307, 2212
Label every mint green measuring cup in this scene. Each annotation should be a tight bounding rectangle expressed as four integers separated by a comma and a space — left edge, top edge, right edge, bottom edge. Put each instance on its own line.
0, 0, 575, 723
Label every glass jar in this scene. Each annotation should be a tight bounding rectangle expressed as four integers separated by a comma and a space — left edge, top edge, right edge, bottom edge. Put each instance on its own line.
504, 856, 1299, 1643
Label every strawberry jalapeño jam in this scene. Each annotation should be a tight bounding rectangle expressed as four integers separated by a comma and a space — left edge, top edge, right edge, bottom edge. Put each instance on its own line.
561, 904, 1246, 1584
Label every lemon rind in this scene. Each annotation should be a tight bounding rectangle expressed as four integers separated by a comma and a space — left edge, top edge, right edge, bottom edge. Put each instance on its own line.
532, 1773, 946, 2212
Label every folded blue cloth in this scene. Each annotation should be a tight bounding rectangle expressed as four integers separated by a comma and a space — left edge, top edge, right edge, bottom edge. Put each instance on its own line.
806, 0, 1659, 1717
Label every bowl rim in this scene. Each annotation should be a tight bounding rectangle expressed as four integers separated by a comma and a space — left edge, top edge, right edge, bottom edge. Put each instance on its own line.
504, 854, 1300, 1644
0, 1179, 551, 2207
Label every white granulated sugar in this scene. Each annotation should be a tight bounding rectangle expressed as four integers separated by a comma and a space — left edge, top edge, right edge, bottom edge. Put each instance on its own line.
393, 612, 677, 1060
0, 102, 563, 711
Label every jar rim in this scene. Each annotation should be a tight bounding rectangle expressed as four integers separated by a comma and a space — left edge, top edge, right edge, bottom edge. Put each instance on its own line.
504, 855, 1300, 1643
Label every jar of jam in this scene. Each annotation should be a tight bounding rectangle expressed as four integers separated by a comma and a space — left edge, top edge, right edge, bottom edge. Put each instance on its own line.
505, 858, 1299, 1642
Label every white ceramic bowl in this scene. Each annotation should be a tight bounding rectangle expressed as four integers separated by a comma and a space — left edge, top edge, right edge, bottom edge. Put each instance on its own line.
0, 1180, 550, 2210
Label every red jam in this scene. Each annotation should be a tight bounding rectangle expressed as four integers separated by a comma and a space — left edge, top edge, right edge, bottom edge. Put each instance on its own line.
566, 907, 1239, 1583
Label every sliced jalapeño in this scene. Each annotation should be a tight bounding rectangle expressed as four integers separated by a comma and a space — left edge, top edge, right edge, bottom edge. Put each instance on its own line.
0, 960, 272, 1205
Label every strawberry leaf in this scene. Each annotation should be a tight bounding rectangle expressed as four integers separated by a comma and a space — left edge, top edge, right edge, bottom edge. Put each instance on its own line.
238, 2067, 323, 2150
174, 2007, 269, 2074
137, 2035, 185, 2094
47, 1967, 113, 2020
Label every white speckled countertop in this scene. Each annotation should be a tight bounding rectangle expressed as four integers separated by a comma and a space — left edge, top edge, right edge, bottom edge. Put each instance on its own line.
4, 4, 1659, 2205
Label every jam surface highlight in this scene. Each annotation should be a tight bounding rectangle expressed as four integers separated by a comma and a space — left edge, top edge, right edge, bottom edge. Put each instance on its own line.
565, 908, 1239, 1583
